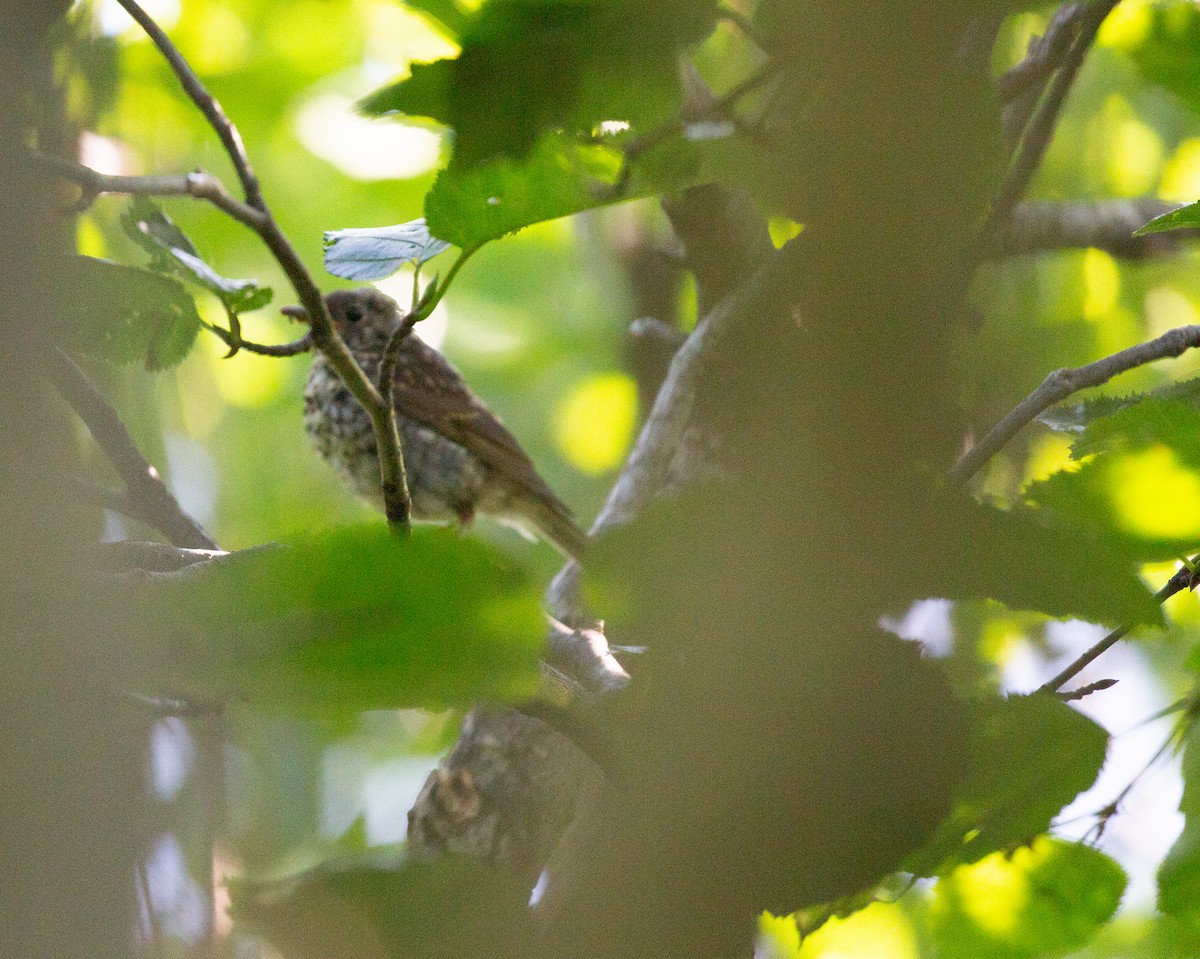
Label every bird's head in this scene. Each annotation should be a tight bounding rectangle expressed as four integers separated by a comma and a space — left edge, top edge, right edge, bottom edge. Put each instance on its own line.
281, 288, 401, 335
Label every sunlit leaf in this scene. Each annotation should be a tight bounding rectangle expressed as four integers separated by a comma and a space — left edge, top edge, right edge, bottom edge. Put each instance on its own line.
1135, 201, 1200, 237
426, 131, 702, 248
1040, 379, 1200, 434
323, 219, 453, 281
361, 0, 719, 166
1026, 398, 1200, 557
149, 526, 544, 716
122, 198, 273, 312
56, 255, 202, 370
928, 838, 1125, 959
911, 695, 1108, 874
400, 0, 470, 41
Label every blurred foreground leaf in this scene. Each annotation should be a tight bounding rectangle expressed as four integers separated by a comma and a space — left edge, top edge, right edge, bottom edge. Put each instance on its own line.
122, 198, 273, 313
232, 853, 532, 959
911, 695, 1108, 874
928, 838, 1125, 959
56, 254, 202, 370
1123, 0, 1200, 118
943, 501, 1162, 627
150, 526, 544, 716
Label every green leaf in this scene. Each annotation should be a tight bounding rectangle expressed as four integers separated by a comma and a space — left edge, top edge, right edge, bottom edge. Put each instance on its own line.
323, 219, 453, 281
232, 854, 533, 959
151, 526, 544, 716
1023, 462, 1200, 563
56, 255, 203, 370
941, 500, 1163, 628
1158, 707, 1200, 939
928, 837, 1126, 959
1040, 379, 1200, 434
1071, 397, 1200, 461
911, 695, 1109, 874
361, 0, 719, 167
1023, 398, 1200, 562
122, 198, 273, 313
1135, 201, 1200, 238
426, 131, 703, 249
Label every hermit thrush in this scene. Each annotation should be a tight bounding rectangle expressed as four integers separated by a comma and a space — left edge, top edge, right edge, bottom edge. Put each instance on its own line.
287, 288, 588, 560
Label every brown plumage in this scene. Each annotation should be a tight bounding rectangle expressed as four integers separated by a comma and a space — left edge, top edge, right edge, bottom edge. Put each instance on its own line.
292, 288, 588, 560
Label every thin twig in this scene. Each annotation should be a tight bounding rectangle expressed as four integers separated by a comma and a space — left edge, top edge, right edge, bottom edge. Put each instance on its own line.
31, 152, 266, 229
1057, 677, 1117, 701
50, 350, 219, 550
114, 0, 263, 210
104, 0, 413, 529
984, 0, 1121, 238
376, 312, 419, 531
204, 321, 312, 357
1039, 560, 1199, 693
950, 324, 1200, 484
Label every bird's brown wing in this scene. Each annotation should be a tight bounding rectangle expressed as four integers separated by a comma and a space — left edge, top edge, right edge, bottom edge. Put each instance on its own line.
389, 336, 567, 508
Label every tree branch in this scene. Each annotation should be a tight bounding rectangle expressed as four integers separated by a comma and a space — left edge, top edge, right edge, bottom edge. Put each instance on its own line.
204, 322, 313, 357
949, 324, 1200, 484
985, 0, 1121, 238
103, 0, 412, 532
1039, 561, 1198, 693
993, 198, 1198, 258
49, 350, 218, 550
407, 186, 772, 873
996, 2, 1086, 103
376, 314, 419, 530
114, 0, 263, 211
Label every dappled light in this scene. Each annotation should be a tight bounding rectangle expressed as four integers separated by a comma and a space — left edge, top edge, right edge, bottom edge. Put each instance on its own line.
13, 1, 1200, 958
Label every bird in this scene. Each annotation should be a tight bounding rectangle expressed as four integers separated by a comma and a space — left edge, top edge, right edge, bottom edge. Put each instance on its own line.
285, 287, 588, 560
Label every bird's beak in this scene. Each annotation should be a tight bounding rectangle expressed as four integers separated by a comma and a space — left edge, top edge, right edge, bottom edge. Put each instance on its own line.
281, 304, 310, 323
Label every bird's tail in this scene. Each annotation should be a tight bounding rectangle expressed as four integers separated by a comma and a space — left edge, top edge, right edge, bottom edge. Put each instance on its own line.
517, 495, 590, 562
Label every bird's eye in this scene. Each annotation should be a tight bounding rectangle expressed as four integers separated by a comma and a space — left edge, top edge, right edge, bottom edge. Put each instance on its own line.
343, 305, 363, 323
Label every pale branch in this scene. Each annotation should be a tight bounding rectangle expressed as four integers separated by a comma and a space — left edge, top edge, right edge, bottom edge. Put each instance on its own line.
993, 198, 1197, 258
986, 0, 1122, 237
949, 323, 1200, 484
109, 0, 413, 532
50, 350, 218, 550
996, 2, 1086, 102
32, 151, 266, 229
408, 186, 772, 872
545, 617, 630, 698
